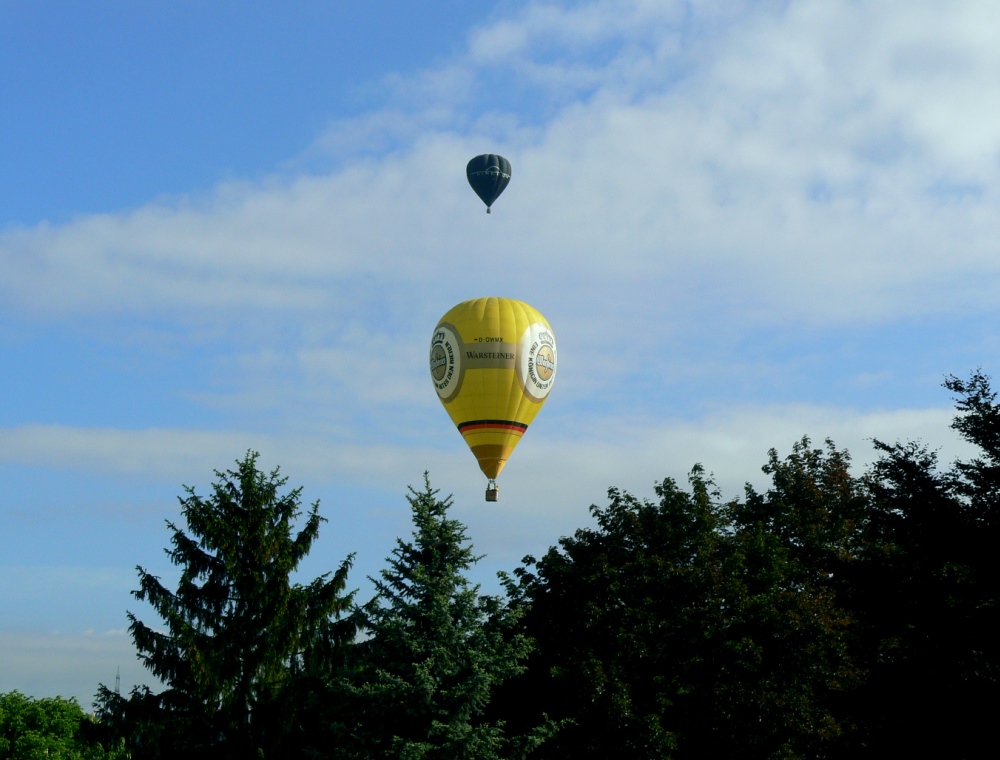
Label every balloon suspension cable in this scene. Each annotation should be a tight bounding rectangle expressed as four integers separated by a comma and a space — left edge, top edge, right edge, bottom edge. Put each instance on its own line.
485, 479, 499, 502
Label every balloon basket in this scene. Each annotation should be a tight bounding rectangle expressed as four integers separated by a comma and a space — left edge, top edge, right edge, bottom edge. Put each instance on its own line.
485, 481, 499, 502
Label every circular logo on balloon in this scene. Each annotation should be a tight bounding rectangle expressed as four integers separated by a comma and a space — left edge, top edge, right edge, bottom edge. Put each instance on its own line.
430, 345, 448, 381
535, 344, 555, 382
430, 324, 462, 400
516, 323, 557, 402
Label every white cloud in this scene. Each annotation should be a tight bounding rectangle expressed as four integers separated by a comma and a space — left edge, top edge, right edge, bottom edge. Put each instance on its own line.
3, 1, 1000, 334
0, 424, 449, 492
2, 1, 995, 514
488, 402, 974, 517
469, 0, 688, 65
0, 566, 134, 602
0, 401, 974, 514
0, 628, 148, 706
1, 400, 976, 594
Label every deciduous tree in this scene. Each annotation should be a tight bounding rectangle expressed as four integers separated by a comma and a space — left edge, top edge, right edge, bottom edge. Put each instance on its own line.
855, 371, 1000, 758
0, 690, 128, 759
507, 449, 866, 759
502, 467, 727, 759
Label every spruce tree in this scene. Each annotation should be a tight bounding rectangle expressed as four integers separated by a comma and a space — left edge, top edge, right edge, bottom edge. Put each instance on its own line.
98, 451, 354, 759
332, 475, 549, 760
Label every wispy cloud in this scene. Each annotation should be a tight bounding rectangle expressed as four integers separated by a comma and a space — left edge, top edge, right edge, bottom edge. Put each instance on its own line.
1, 0, 994, 509
0, 401, 974, 510
0, 628, 147, 707
4, 2, 999, 338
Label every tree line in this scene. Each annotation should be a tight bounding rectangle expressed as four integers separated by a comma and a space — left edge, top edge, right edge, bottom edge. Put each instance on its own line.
6, 371, 996, 758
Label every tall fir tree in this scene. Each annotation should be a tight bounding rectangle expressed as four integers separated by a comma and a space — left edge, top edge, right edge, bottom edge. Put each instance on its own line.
97, 451, 354, 759
331, 475, 551, 760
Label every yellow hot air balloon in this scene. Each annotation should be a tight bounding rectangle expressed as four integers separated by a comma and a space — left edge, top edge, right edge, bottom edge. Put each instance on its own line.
430, 297, 557, 501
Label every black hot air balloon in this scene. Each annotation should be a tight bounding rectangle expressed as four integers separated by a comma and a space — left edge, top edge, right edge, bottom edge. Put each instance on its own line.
466, 154, 511, 213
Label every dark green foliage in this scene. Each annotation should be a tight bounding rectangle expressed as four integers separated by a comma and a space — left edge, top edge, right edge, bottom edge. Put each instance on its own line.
854, 371, 1000, 758
507, 449, 865, 759
503, 372, 1000, 758
0, 690, 128, 759
500, 467, 724, 758
330, 475, 550, 760
84, 372, 1000, 757
97, 451, 354, 759
721, 440, 866, 757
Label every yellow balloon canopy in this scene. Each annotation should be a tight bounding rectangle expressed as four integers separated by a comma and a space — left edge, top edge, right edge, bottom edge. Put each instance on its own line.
430, 297, 557, 484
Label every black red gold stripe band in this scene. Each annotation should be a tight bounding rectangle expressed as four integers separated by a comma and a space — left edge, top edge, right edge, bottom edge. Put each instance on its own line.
457, 419, 529, 434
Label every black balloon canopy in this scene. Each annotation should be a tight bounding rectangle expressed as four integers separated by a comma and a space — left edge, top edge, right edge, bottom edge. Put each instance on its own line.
466, 154, 511, 213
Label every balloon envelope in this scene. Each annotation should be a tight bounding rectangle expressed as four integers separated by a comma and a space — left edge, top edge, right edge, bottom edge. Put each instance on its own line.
430, 297, 557, 479
466, 154, 511, 211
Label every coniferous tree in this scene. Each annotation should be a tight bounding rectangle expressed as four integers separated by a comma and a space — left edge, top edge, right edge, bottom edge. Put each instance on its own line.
331, 475, 551, 760
97, 451, 354, 759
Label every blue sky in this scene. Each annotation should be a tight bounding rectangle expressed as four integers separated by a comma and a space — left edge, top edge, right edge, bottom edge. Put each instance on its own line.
3, 0, 999, 704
